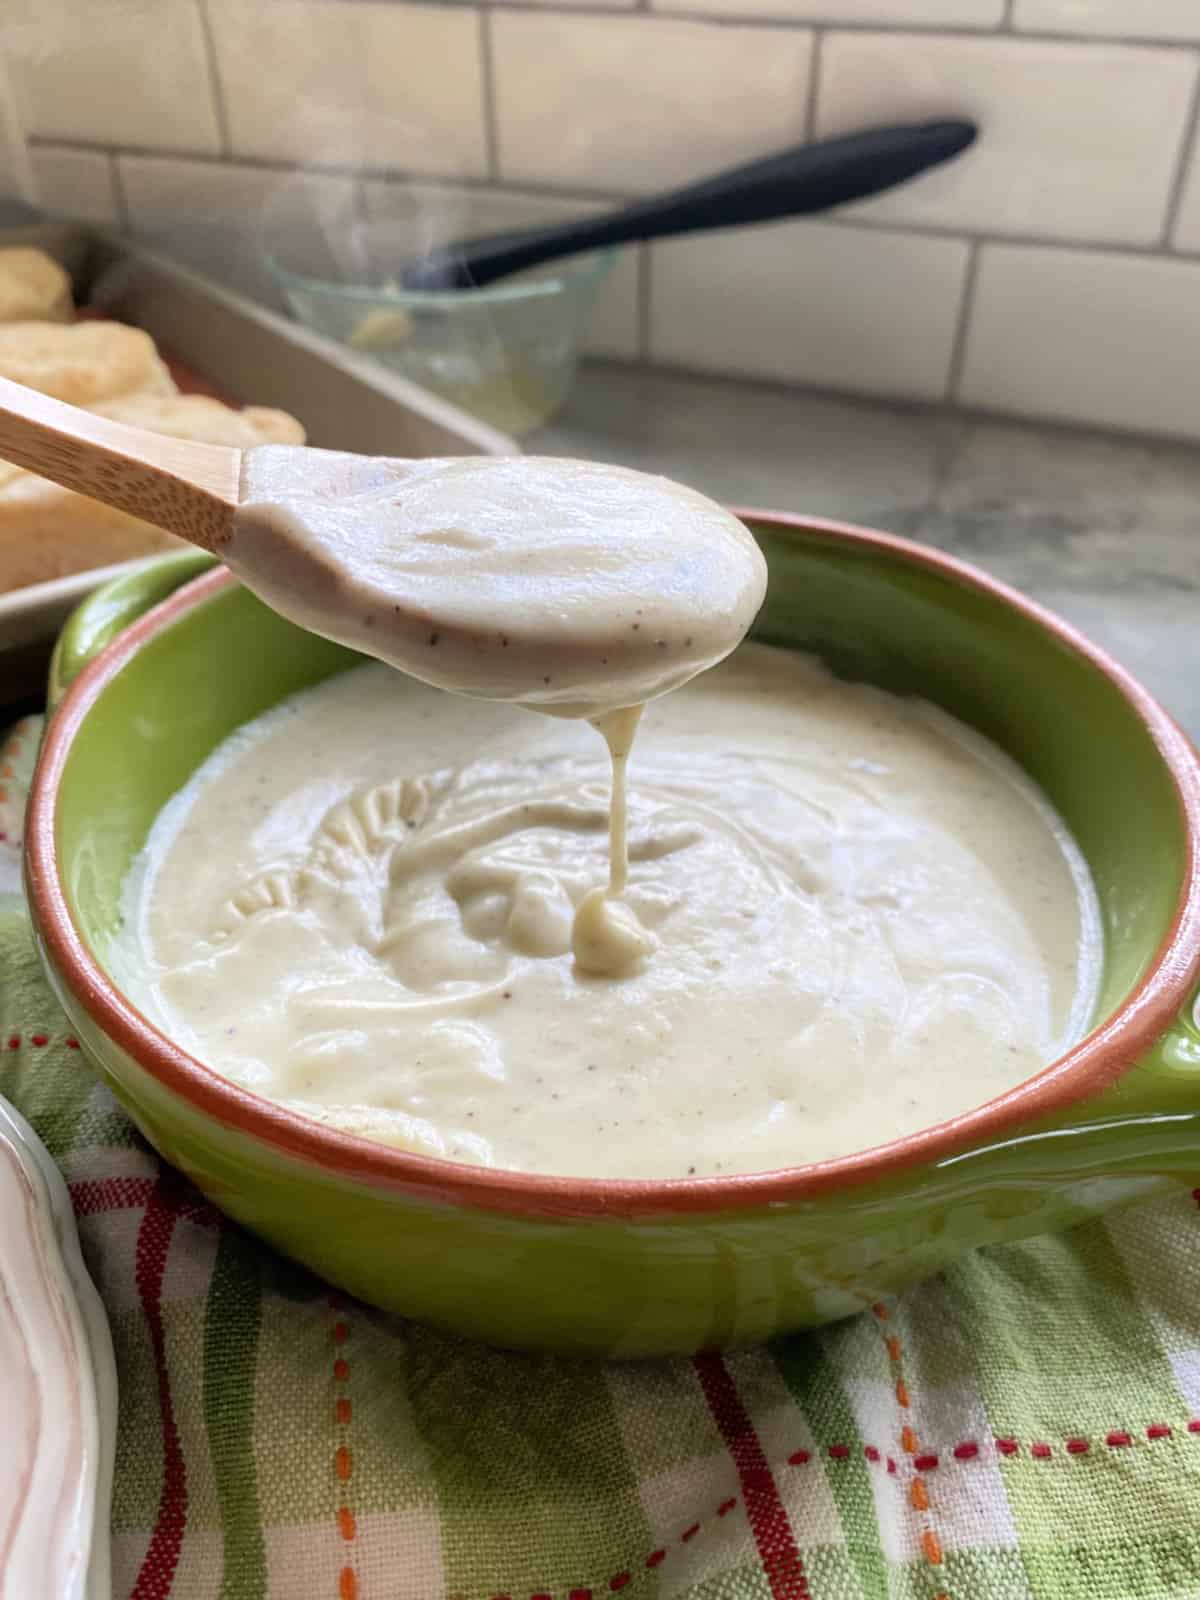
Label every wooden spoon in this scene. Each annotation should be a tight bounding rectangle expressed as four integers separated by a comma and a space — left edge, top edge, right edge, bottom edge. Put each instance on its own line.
0, 374, 767, 717
0, 373, 240, 551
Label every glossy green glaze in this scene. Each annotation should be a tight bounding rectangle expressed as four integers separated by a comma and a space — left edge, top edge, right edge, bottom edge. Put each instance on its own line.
30, 525, 1200, 1356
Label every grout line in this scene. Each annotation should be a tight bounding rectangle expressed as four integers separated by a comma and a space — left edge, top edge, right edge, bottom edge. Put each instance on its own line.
803, 26, 822, 142
478, 7, 501, 182
637, 242, 651, 362
802, 214, 1192, 258
194, 0, 233, 158
944, 237, 981, 403
109, 153, 132, 233
314, 0, 1200, 46
25, 137, 635, 202
637, 350, 1200, 448
1161, 55, 1200, 249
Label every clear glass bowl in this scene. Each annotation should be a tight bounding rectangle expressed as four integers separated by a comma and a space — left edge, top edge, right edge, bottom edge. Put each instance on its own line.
260, 195, 613, 436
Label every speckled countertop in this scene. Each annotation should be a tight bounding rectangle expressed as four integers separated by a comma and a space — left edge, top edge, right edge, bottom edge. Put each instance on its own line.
536, 365, 1200, 740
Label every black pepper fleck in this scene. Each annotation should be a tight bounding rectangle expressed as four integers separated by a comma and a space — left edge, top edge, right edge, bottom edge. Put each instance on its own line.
428, 631, 440, 646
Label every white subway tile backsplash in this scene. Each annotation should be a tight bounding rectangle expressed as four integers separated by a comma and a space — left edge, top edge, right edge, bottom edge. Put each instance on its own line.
1014, 1, 1200, 41
657, 0, 1001, 20
30, 146, 120, 225
649, 219, 968, 400
119, 154, 358, 308
7, 0, 221, 154
4, 0, 1196, 444
817, 33, 1197, 246
206, 0, 487, 179
491, 14, 812, 195
960, 243, 1200, 438
363, 180, 642, 360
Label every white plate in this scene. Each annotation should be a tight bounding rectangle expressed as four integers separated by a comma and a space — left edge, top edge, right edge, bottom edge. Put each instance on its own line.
0, 1091, 115, 1600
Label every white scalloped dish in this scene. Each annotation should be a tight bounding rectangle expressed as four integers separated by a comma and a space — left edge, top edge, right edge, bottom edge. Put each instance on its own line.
0, 1094, 115, 1600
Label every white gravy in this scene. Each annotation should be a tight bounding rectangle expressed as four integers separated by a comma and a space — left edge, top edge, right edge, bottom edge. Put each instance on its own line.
117, 646, 1101, 1180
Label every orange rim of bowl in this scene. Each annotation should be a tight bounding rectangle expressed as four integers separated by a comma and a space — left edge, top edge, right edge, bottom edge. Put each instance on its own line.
25, 513, 1200, 1220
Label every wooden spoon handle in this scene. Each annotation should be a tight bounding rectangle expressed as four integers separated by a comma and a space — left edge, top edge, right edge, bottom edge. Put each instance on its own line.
0, 374, 241, 552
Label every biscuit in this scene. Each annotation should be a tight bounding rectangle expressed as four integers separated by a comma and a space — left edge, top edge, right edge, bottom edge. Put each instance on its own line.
0, 320, 175, 407
0, 248, 73, 324
94, 392, 305, 447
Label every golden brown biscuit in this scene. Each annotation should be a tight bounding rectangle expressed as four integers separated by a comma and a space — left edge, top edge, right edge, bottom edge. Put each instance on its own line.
0, 248, 73, 324
0, 320, 175, 407
94, 392, 305, 447
0, 393, 307, 592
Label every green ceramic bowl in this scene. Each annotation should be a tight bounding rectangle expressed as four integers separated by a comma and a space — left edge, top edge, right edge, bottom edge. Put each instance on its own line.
25, 519, 1200, 1358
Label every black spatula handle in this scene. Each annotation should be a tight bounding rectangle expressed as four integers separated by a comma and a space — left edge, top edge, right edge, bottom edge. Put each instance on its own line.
403, 119, 976, 291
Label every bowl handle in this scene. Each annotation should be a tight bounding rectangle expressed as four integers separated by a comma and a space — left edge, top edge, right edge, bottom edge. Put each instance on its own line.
47, 551, 218, 709
1073, 977, 1200, 1180
1133, 979, 1200, 1116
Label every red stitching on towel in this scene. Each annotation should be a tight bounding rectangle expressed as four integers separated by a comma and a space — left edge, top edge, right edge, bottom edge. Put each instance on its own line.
4, 1030, 83, 1050
1031, 1443, 1052, 1459
952, 1442, 978, 1461
828, 1443, 850, 1460
330, 1293, 357, 1600
1107, 1431, 1132, 1447
914, 1454, 939, 1472
1065, 1438, 1090, 1455
680, 1523, 701, 1543
1146, 1424, 1173, 1440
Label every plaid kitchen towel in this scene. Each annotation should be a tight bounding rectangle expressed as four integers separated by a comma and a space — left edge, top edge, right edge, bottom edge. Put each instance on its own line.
4, 711, 1200, 1600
